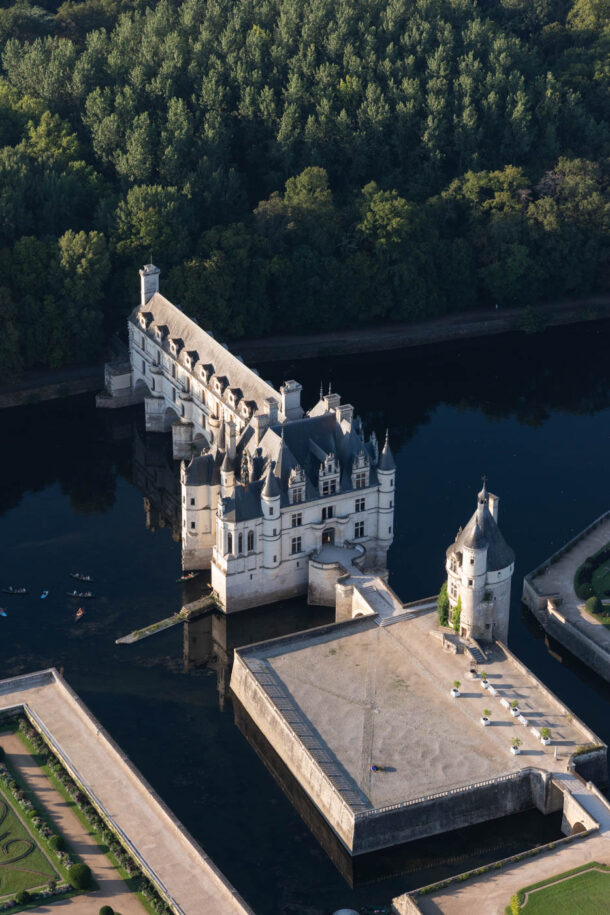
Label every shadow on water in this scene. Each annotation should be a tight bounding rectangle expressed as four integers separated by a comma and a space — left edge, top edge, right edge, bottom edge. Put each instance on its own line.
2, 320, 610, 912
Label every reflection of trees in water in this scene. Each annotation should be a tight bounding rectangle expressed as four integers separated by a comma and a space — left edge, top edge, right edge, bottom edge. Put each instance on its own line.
2, 320, 610, 518
266, 320, 610, 450
0, 395, 133, 518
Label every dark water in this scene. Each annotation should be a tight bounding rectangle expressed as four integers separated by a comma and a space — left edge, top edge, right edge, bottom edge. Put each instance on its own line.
1, 320, 610, 914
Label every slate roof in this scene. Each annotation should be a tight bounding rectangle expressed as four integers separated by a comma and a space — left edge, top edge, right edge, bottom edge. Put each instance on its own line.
132, 292, 282, 414
447, 494, 515, 571
220, 480, 265, 522
378, 434, 396, 472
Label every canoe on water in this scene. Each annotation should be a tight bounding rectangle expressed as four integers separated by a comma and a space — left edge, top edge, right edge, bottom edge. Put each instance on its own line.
40, 591, 49, 599
69, 573, 93, 582
2, 587, 28, 594
75, 607, 85, 620
0, 609, 6, 617
66, 591, 95, 599
176, 571, 199, 582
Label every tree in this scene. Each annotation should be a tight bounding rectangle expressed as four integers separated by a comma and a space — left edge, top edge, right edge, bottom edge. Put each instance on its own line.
68, 862, 92, 889
437, 581, 449, 626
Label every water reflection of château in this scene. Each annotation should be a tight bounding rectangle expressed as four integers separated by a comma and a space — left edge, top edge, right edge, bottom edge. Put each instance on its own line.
183, 599, 334, 710
132, 422, 181, 541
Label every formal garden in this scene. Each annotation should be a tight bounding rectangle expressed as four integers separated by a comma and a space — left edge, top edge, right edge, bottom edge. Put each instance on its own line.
0, 735, 89, 910
574, 543, 610, 628
508, 861, 610, 913
0, 713, 173, 914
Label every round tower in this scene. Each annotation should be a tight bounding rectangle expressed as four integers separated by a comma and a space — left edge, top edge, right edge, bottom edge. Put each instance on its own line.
261, 461, 280, 569
376, 430, 396, 565
445, 481, 515, 642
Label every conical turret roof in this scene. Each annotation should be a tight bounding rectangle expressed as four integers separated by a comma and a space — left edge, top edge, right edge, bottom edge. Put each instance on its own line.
262, 461, 280, 499
378, 430, 396, 471
447, 487, 515, 571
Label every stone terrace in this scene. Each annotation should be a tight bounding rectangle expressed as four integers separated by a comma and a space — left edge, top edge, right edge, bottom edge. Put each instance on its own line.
0, 670, 252, 915
528, 512, 610, 652
234, 609, 597, 820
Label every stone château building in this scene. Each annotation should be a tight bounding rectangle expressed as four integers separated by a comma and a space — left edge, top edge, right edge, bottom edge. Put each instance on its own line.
100, 264, 396, 612
445, 481, 515, 642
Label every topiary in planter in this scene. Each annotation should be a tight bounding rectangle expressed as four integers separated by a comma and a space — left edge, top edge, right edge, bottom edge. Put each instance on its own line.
49, 835, 65, 852
99, 907, 114, 915
585, 595, 603, 616
68, 862, 92, 889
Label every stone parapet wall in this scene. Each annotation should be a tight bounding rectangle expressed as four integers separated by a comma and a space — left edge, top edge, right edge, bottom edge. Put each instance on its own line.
528, 601, 610, 688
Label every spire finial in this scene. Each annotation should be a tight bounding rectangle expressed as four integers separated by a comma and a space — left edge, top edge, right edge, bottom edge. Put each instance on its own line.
328, 382, 332, 395
320, 381, 324, 400
478, 475, 488, 504
384, 428, 389, 448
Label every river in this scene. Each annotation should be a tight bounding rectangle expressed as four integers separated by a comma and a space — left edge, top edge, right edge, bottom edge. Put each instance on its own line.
1, 319, 610, 914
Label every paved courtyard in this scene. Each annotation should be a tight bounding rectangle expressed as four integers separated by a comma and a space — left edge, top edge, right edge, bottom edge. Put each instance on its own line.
249, 610, 595, 811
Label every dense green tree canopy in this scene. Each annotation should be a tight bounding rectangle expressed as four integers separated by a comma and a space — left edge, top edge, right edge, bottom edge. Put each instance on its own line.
0, 0, 608, 380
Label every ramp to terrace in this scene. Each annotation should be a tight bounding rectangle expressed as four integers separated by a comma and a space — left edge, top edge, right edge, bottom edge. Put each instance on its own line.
0, 669, 252, 915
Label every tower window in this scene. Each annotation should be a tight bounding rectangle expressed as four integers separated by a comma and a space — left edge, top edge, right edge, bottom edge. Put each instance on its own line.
470, 558, 474, 565
269, 507, 274, 515
468, 579, 473, 586
227, 533, 233, 554
247, 530, 254, 551
190, 521, 195, 530
190, 498, 195, 506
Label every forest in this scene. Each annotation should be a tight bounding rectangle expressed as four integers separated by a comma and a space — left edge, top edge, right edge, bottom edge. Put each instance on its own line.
0, 0, 608, 379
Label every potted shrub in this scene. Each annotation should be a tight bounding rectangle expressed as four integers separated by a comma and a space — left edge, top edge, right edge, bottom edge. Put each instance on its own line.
511, 738, 522, 756
480, 671, 489, 689
510, 700, 520, 717
450, 680, 461, 698
540, 727, 552, 746
481, 709, 491, 726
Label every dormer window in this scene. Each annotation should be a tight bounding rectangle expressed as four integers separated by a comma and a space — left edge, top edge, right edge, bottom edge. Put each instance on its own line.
351, 449, 370, 490
289, 465, 306, 504
319, 453, 340, 497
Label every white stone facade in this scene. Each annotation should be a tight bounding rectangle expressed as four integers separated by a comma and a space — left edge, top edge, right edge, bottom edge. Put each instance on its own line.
445, 484, 515, 643
106, 264, 396, 613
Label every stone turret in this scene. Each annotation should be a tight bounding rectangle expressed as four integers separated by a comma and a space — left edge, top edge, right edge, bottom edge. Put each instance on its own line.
445, 481, 515, 643
261, 462, 280, 569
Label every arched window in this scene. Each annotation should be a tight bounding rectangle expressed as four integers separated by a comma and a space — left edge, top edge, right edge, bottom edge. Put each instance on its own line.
227, 533, 233, 554
247, 530, 254, 551
238, 532, 243, 554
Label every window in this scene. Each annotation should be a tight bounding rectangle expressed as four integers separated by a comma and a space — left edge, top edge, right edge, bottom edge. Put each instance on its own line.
227, 533, 233, 553
470, 558, 474, 565
190, 498, 195, 506
390, 500, 393, 508
247, 530, 254, 551
141, 335, 145, 349
269, 507, 274, 516
388, 526, 392, 533
171, 364, 176, 378
273, 555, 277, 563
291, 513, 302, 528
142, 359, 146, 373
468, 579, 473, 586
273, 528, 277, 536
172, 387, 177, 402
355, 497, 365, 513
321, 479, 337, 496
322, 506, 334, 521
190, 521, 195, 530
355, 521, 365, 539
354, 472, 366, 490
291, 536, 302, 555
292, 487, 304, 504
238, 533, 243, 554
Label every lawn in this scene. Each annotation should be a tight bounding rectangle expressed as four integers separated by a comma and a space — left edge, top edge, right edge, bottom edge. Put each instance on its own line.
592, 561, 610, 600
520, 864, 610, 913
0, 788, 56, 897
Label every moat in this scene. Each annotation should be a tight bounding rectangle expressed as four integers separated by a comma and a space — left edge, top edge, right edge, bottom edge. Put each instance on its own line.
2, 320, 610, 914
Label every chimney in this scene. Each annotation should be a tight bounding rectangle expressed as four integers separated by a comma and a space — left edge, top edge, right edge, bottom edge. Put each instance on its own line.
265, 397, 279, 424
488, 493, 499, 521
139, 263, 160, 306
280, 380, 303, 421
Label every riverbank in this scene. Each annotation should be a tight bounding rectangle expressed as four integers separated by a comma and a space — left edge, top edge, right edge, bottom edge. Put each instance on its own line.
1, 296, 609, 409
235, 296, 610, 363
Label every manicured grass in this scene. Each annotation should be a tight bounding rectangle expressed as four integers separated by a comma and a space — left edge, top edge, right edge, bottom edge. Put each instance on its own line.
0, 786, 56, 897
520, 864, 610, 913
592, 561, 610, 598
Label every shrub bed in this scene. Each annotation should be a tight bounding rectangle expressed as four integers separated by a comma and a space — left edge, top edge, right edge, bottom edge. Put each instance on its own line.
16, 717, 173, 915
